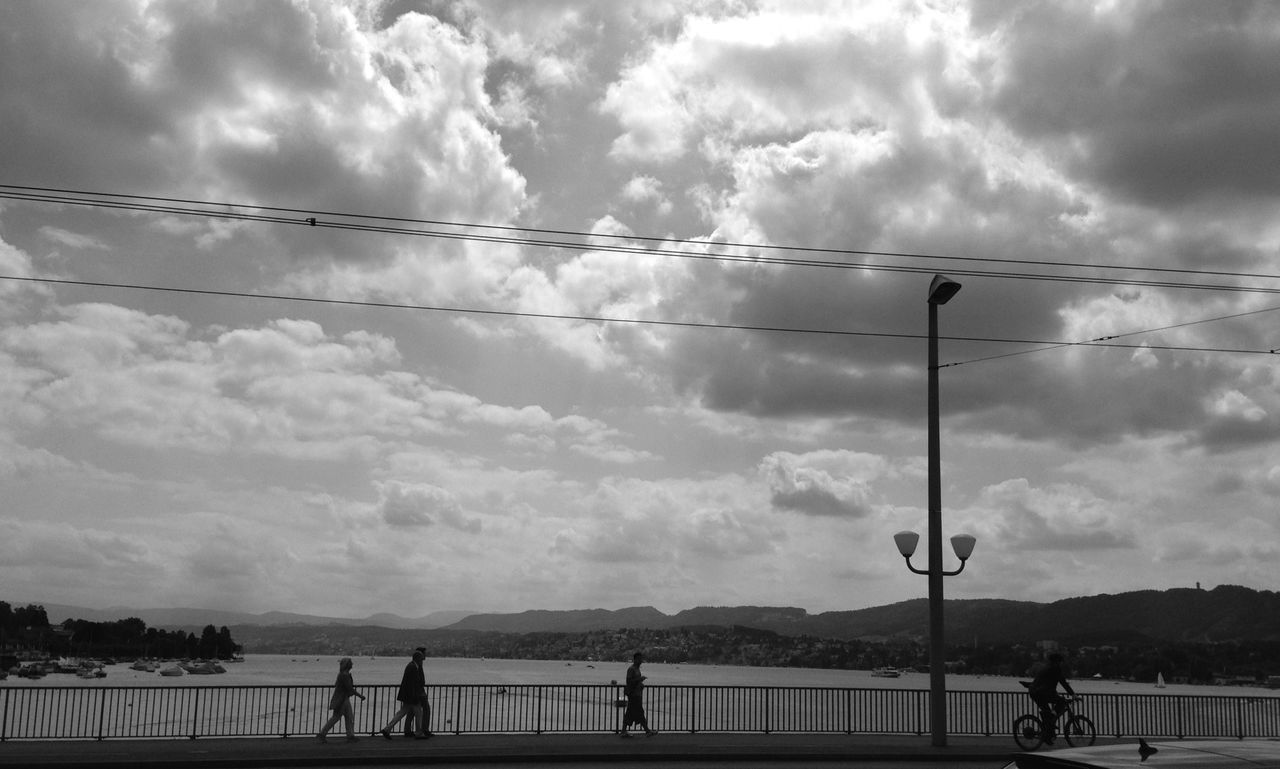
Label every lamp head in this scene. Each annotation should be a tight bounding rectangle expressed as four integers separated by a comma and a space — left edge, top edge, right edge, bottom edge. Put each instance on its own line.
950, 533, 977, 561
928, 274, 962, 305
893, 530, 920, 558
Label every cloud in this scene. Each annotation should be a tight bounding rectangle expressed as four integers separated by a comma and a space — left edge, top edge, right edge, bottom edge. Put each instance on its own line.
979, 1, 1280, 207
761, 450, 889, 519
376, 479, 480, 532
975, 478, 1136, 552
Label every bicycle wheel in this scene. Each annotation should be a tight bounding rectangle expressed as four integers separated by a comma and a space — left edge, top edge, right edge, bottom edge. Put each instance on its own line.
1013, 714, 1045, 751
1063, 715, 1097, 747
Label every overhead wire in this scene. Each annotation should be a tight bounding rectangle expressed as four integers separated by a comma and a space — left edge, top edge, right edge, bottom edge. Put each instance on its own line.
2, 184, 1279, 361
7, 185, 1280, 295
942, 303, 1280, 368
7, 184, 1280, 286
5, 274, 1276, 359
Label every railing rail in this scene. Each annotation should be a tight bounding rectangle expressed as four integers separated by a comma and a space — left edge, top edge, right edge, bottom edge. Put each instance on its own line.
1, 684, 1278, 740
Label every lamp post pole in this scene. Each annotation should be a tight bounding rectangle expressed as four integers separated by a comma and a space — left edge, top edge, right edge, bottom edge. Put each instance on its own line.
927, 292, 947, 748
894, 276, 969, 748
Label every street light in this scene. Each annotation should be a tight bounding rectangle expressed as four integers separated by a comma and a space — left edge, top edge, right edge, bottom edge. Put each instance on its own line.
893, 273, 975, 748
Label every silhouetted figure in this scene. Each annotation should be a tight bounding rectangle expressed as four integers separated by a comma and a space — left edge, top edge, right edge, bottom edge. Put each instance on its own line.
403, 646, 428, 737
317, 657, 365, 742
1028, 653, 1075, 744
620, 651, 657, 737
379, 650, 428, 740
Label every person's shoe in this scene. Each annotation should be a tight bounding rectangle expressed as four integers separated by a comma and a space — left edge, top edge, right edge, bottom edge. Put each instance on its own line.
345, 735, 359, 742
379, 728, 392, 740
619, 731, 632, 738
316, 734, 326, 743
645, 729, 658, 737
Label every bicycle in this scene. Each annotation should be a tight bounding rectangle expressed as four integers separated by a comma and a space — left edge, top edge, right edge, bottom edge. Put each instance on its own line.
1013, 685, 1097, 751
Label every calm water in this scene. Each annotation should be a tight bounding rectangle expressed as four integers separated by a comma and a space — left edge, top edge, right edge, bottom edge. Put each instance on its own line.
8, 654, 1276, 698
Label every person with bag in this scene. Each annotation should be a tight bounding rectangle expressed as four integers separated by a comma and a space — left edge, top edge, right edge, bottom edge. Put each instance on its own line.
620, 651, 657, 737
316, 657, 365, 742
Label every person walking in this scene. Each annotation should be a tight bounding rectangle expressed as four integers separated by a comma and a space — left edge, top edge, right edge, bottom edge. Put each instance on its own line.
316, 657, 365, 742
378, 649, 429, 740
403, 646, 430, 737
620, 651, 657, 737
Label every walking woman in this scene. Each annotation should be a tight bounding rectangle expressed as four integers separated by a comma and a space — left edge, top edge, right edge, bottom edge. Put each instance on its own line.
317, 657, 366, 742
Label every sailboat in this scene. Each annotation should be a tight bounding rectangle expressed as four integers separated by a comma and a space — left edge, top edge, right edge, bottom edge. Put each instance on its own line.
1155, 672, 1167, 688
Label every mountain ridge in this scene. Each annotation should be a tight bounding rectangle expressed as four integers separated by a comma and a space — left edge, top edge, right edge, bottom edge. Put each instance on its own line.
26, 584, 1280, 644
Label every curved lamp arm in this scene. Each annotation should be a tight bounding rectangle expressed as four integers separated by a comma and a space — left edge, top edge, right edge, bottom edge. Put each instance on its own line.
893, 531, 976, 576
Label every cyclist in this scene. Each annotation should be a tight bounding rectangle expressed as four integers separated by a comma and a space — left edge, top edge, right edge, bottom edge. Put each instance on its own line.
1027, 652, 1075, 744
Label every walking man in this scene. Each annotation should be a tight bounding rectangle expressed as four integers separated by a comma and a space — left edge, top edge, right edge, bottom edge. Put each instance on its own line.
620, 651, 657, 737
403, 646, 429, 737
379, 649, 429, 740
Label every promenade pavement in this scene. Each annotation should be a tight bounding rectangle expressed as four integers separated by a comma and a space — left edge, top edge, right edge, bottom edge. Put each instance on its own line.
0, 732, 1046, 768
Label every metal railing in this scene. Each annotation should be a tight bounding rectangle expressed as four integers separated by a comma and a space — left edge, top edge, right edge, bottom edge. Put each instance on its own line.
2, 684, 1278, 740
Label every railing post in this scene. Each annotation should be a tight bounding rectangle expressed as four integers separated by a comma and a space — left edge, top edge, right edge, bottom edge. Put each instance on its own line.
1, 687, 8, 742
536, 685, 543, 735
763, 687, 771, 734
96, 689, 107, 740
189, 688, 200, 740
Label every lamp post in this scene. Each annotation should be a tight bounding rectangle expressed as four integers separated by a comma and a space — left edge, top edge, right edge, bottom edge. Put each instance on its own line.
893, 273, 974, 748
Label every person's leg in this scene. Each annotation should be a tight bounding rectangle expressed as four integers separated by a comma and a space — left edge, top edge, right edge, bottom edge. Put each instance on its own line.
639, 703, 656, 735
342, 701, 357, 740
318, 708, 342, 740
412, 703, 426, 737
1031, 693, 1054, 741
381, 704, 410, 738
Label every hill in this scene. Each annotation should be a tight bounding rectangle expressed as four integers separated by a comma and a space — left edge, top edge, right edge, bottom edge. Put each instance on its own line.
27, 585, 1280, 651
436, 585, 1280, 644
34, 603, 471, 631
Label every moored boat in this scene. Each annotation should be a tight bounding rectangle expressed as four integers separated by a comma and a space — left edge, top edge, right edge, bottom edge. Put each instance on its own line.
871, 667, 902, 678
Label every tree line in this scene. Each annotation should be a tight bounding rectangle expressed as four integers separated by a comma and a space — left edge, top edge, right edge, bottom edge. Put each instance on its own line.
237, 621, 1280, 685
1, 601, 241, 660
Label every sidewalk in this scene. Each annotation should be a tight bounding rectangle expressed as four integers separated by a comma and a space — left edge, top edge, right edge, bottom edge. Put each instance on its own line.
0, 732, 1030, 767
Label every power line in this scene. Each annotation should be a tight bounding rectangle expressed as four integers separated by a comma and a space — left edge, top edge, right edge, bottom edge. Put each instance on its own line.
944, 303, 1280, 367
3, 274, 1276, 359
6, 184, 1280, 295
4, 184, 1280, 363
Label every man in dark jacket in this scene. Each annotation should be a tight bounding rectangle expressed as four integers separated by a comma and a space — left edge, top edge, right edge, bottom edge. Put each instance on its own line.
403, 647, 432, 738
379, 649, 429, 740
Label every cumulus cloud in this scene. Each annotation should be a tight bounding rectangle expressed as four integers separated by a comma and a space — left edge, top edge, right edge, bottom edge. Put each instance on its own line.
980, 1, 1280, 207
4, 0, 1280, 616
761, 450, 889, 519
976, 478, 1135, 552
376, 479, 479, 532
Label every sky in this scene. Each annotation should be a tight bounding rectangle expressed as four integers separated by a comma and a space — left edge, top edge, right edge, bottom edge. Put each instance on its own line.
2, 0, 1280, 622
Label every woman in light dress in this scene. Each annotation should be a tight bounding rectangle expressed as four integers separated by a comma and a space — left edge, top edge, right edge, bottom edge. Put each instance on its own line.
317, 657, 366, 742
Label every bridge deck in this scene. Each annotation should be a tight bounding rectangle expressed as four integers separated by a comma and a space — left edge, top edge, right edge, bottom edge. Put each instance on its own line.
0, 732, 1037, 767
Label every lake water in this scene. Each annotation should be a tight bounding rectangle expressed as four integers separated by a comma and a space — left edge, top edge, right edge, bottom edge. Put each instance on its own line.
9, 654, 1277, 698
